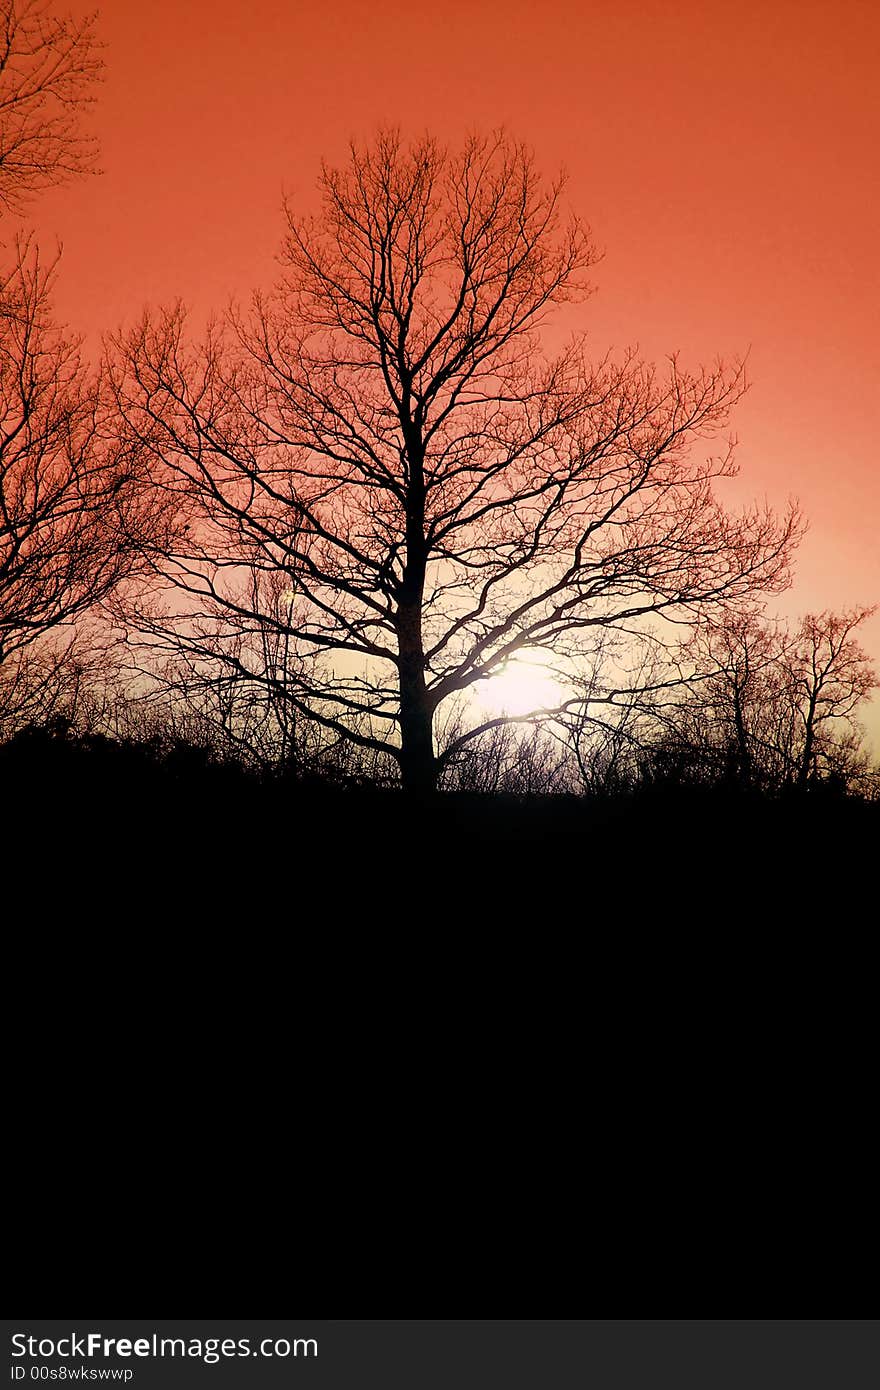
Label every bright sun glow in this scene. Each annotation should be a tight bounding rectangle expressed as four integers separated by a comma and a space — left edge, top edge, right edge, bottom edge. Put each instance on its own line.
475, 650, 568, 717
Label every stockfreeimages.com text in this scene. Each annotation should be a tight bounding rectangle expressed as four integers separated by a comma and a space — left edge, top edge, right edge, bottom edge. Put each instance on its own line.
10, 1337, 317, 1364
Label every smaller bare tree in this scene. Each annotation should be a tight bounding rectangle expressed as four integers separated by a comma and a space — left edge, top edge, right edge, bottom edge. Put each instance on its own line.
0, 237, 168, 725
786, 607, 878, 789
680, 605, 878, 792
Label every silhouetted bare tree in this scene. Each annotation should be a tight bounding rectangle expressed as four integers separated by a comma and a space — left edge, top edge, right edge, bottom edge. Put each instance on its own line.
678, 605, 878, 791
111, 130, 803, 792
787, 608, 878, 788
0, 238, 165, 723
0, 0, 103, 215
0, 2, 129, 730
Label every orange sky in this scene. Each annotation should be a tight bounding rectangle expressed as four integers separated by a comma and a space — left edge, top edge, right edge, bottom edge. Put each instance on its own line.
31, 0, 880, 742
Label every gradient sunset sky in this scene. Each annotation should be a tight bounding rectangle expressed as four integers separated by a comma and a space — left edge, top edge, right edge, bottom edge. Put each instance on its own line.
30, 0, 880, 741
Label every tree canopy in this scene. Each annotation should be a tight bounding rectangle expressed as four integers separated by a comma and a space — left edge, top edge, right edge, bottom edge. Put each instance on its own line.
0, 0, 103, 214
110, 130, 805, 791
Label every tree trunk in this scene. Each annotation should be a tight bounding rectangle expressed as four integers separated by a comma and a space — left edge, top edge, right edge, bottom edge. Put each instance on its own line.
732, 678, 752, 786
396, 420, 435, 794
397, 601, 436, 794
797, 698, 817, 790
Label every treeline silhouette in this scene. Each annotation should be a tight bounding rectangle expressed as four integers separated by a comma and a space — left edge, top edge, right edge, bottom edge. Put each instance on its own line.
4, 698, 876, 864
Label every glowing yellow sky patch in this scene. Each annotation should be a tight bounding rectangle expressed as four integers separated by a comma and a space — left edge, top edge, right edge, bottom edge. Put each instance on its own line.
475, 650, 568, 718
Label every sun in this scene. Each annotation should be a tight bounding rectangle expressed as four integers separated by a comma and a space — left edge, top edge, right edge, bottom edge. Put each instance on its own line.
475, 650, 568, 717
